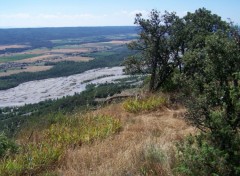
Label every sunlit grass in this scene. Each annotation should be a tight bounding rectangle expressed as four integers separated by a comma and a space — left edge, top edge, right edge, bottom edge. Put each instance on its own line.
123, 95, 167, 113
0, 114, 121, 175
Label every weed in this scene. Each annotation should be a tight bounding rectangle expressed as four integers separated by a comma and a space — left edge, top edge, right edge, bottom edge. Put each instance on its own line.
0, 114, 121, 175
139, 144, 167, 176
123, 95, 167, 113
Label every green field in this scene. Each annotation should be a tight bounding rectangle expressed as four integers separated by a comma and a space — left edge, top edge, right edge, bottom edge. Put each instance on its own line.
0, 54, 42, 63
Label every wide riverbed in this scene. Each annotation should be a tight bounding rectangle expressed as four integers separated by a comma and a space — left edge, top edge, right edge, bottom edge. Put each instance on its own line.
0, 67, 128, 107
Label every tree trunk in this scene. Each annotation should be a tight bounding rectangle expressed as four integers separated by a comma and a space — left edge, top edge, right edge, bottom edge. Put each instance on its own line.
149, 59, 157, 92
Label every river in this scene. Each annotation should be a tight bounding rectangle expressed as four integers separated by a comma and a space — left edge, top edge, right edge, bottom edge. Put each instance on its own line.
0, 67, 128, 107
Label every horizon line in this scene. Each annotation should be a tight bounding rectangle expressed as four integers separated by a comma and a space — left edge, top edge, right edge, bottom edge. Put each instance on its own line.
0, 25, 136, 29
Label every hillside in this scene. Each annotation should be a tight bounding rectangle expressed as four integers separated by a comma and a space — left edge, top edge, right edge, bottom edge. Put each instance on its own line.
0, 7, 239, 176
0, 93, 195, 175
57, 101, 195, 176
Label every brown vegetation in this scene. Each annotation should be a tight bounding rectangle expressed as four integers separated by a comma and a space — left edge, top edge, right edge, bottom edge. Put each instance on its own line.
60, 56, 93, 62
0, 66, 53, 77
103, 40, 133, 44
57, 102, 195, 176
50, 48, 90, 54
0, 45, 30, 51
15, 54, 62, 63
16, 55, 93, 63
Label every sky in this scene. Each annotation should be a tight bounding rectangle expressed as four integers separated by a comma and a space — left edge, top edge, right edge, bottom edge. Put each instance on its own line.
0, 0, 239, 28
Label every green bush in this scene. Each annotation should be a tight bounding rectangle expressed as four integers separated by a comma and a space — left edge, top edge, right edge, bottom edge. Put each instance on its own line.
0, 133, 18, 158
175, 135, 236, 176
123, 95, 167, 113
139, 145, 167, 176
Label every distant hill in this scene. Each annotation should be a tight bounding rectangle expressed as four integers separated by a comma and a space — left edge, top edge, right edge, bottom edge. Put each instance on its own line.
0, 26, 137, 46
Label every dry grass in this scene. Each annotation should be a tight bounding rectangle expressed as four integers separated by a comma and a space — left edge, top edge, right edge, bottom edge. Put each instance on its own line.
0, 113, 121, 175
57, 103, 196, 176
15, 54, 62, 63
15, 54, 93, 63
103, 40, 132, 44
0, 66, 53, 77
0, 45, 29, 50
53, 56, 93, 62
50, 48, 90, 54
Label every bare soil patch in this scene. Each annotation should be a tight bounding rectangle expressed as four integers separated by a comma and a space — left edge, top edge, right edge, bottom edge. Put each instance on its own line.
15, 54, 62, 63
0, 45, 30, 50
0, 66, 52, 77
15, 54, 93, 63
59, 56, 93, 62
50, 48, 90, 54
104, 40, 132, 44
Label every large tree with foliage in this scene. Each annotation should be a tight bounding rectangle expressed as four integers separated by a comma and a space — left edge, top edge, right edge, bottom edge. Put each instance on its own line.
125, 7, 240, 175
124, 10, 183, 92
177, 9, 240, 176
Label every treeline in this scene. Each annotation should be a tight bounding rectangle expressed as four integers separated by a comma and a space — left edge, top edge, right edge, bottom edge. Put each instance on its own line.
0, 45, 134, 90
126, 8, 240, 175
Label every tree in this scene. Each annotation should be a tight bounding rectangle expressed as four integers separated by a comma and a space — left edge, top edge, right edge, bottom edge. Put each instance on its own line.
179, 23, 240, 176
181, 8, 230, 92
124, 10, 182, 92
183, 8, 229, 51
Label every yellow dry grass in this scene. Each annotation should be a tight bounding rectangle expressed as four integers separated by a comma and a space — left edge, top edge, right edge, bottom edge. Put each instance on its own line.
0, 66, 53, 77
27, 48, 51, 55
60, 56, 93, 62
0, 45, 29, 50
57, 103, 196, 176
104, 40, 132, 44
50, 48, 90, 54
15, 54, 62, 63
15, 54, 93, 63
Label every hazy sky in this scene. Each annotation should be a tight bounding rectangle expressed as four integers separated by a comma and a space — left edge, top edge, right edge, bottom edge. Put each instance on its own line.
0, 0, 239, 28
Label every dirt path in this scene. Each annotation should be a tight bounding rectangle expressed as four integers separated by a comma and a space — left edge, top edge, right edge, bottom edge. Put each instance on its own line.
57, 104, 195, 176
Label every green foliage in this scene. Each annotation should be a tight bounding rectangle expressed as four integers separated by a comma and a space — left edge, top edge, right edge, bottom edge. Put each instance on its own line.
176, 135, 230, 176
125, 10, 182, 92
139, 145, 166, 176
0, 54, 41, 63
183, 8, 229, 50
45, 114, 121, 145
174, 8, 240, 176
0, 80, 135, 137
0, 133, 18, 158
123, 95, 167, 113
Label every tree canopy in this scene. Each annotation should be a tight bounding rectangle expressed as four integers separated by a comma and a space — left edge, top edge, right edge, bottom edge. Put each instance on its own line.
124, 10, 182, 92
126, 8, 240, 175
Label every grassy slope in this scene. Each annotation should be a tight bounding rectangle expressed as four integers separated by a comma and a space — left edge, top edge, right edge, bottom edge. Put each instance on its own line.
0, 93, 195, 176
56, 99, 195, 176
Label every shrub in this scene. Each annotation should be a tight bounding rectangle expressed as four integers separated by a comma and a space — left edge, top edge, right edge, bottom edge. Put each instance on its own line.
123, 95, 167, 113
139, 144, 167, 176
0, 133, 18, 158
175, 135, 233, 176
